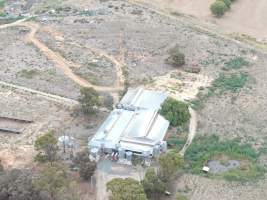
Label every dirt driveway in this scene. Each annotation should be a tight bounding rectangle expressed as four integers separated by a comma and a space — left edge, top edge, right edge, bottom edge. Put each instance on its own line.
138, 0, 267, 41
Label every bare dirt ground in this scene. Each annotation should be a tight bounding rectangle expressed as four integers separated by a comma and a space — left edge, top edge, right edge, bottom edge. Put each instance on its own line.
137, 0, 267, 41
145, 70, 212, 101
0, 84, 107, 168
174, 174, 267, 200
179, 107, 197, 156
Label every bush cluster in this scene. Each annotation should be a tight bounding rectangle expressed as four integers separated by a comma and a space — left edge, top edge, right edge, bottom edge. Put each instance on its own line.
185, 135, 265, 182
160, 98, 190, 127
210, 0, 235, 17
166, 46, 185, 67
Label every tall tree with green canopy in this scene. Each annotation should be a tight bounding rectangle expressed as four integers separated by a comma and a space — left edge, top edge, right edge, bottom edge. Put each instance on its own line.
78, 87, 101, 115
73, 150, 97, 180
107, 178, 147, 200
34, 165, 69, 200
158, 151, 184, 182
34, 130, 59, 166
141, 168, 166, 200
160, 98, 190, 127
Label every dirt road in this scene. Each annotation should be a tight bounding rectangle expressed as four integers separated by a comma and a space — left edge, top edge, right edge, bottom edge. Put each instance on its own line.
180, 107, 197, 156
0, 80, 78, 107
22, 22, 121, 92
0, 19, 125, 104
0, 18, 28, 29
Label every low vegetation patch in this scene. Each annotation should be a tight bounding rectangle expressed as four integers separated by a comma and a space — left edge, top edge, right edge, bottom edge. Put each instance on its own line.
191, 72, 251, 110
223, 57, 250, 70
166, 46, 185, 67
176, 194, 189, 200
212, 72, 249, 92
0, 0, 5, 8
0, 16, 24, 24
184, 135, 265, 182
167, 132, 187, 152
107, 178, 147, 200
17, 69, 41, 79
229, 33, 267, 52
73, 68, 99, 85
259, 136, 267, 155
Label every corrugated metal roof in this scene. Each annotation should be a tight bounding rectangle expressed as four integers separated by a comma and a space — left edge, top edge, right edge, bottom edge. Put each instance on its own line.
118, 88, 168, 110
89, 88, 169, 154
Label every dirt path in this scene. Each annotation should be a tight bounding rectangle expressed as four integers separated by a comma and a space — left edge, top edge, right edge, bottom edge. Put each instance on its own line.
0, 18, 28, 29
22, 22, 121, 92
179, 107, 197, 156
0, 80, 78, 107
0, 19, 125, 104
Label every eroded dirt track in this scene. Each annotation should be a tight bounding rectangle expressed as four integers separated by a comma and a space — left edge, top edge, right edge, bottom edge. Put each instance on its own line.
180, 107, 197, 156
0, 19, 125, 103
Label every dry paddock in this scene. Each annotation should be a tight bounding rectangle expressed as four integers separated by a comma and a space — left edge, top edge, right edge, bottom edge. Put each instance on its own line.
138, 0, 267, 41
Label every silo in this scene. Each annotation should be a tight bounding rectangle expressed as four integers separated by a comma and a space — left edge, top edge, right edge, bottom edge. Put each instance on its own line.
115, 143, 121, 151
100, 142, 105, 152
126, 151, 133, 162
90, 148, 99, 157
118, 148, 125, 160
153, 145, 160, 157
160, 141, 167, 153
142, 150, 150, 161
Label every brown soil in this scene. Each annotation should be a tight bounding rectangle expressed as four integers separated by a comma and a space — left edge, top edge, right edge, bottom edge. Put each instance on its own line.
136, 0, 267, 41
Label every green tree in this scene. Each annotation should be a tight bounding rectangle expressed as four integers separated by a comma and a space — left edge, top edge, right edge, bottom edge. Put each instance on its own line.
219, 0, 231, 8
34, 165, 69, 200
210, 1, 227, 17
34, 130, 59, 166
158, 151, 184, 182
0, 169, 44, 200
160, 98, 190, 127
107, 178, 147, 200
78, 87, 101, 115
141, 169, 166, 200
73, 150, 97, 180
166, 46, 185, 67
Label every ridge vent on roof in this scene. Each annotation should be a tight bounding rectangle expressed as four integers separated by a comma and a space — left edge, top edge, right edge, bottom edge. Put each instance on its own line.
129, 88, 144, 106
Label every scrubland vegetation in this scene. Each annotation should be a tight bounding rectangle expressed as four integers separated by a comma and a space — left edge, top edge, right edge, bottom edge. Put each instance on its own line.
191, 70, 252, 110
185, 135, 265, 182
107, 151, 184, 200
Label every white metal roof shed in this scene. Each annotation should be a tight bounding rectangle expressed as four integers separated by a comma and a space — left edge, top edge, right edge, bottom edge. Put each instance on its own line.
118, 88, 168, 110
89, 88, 170, 155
